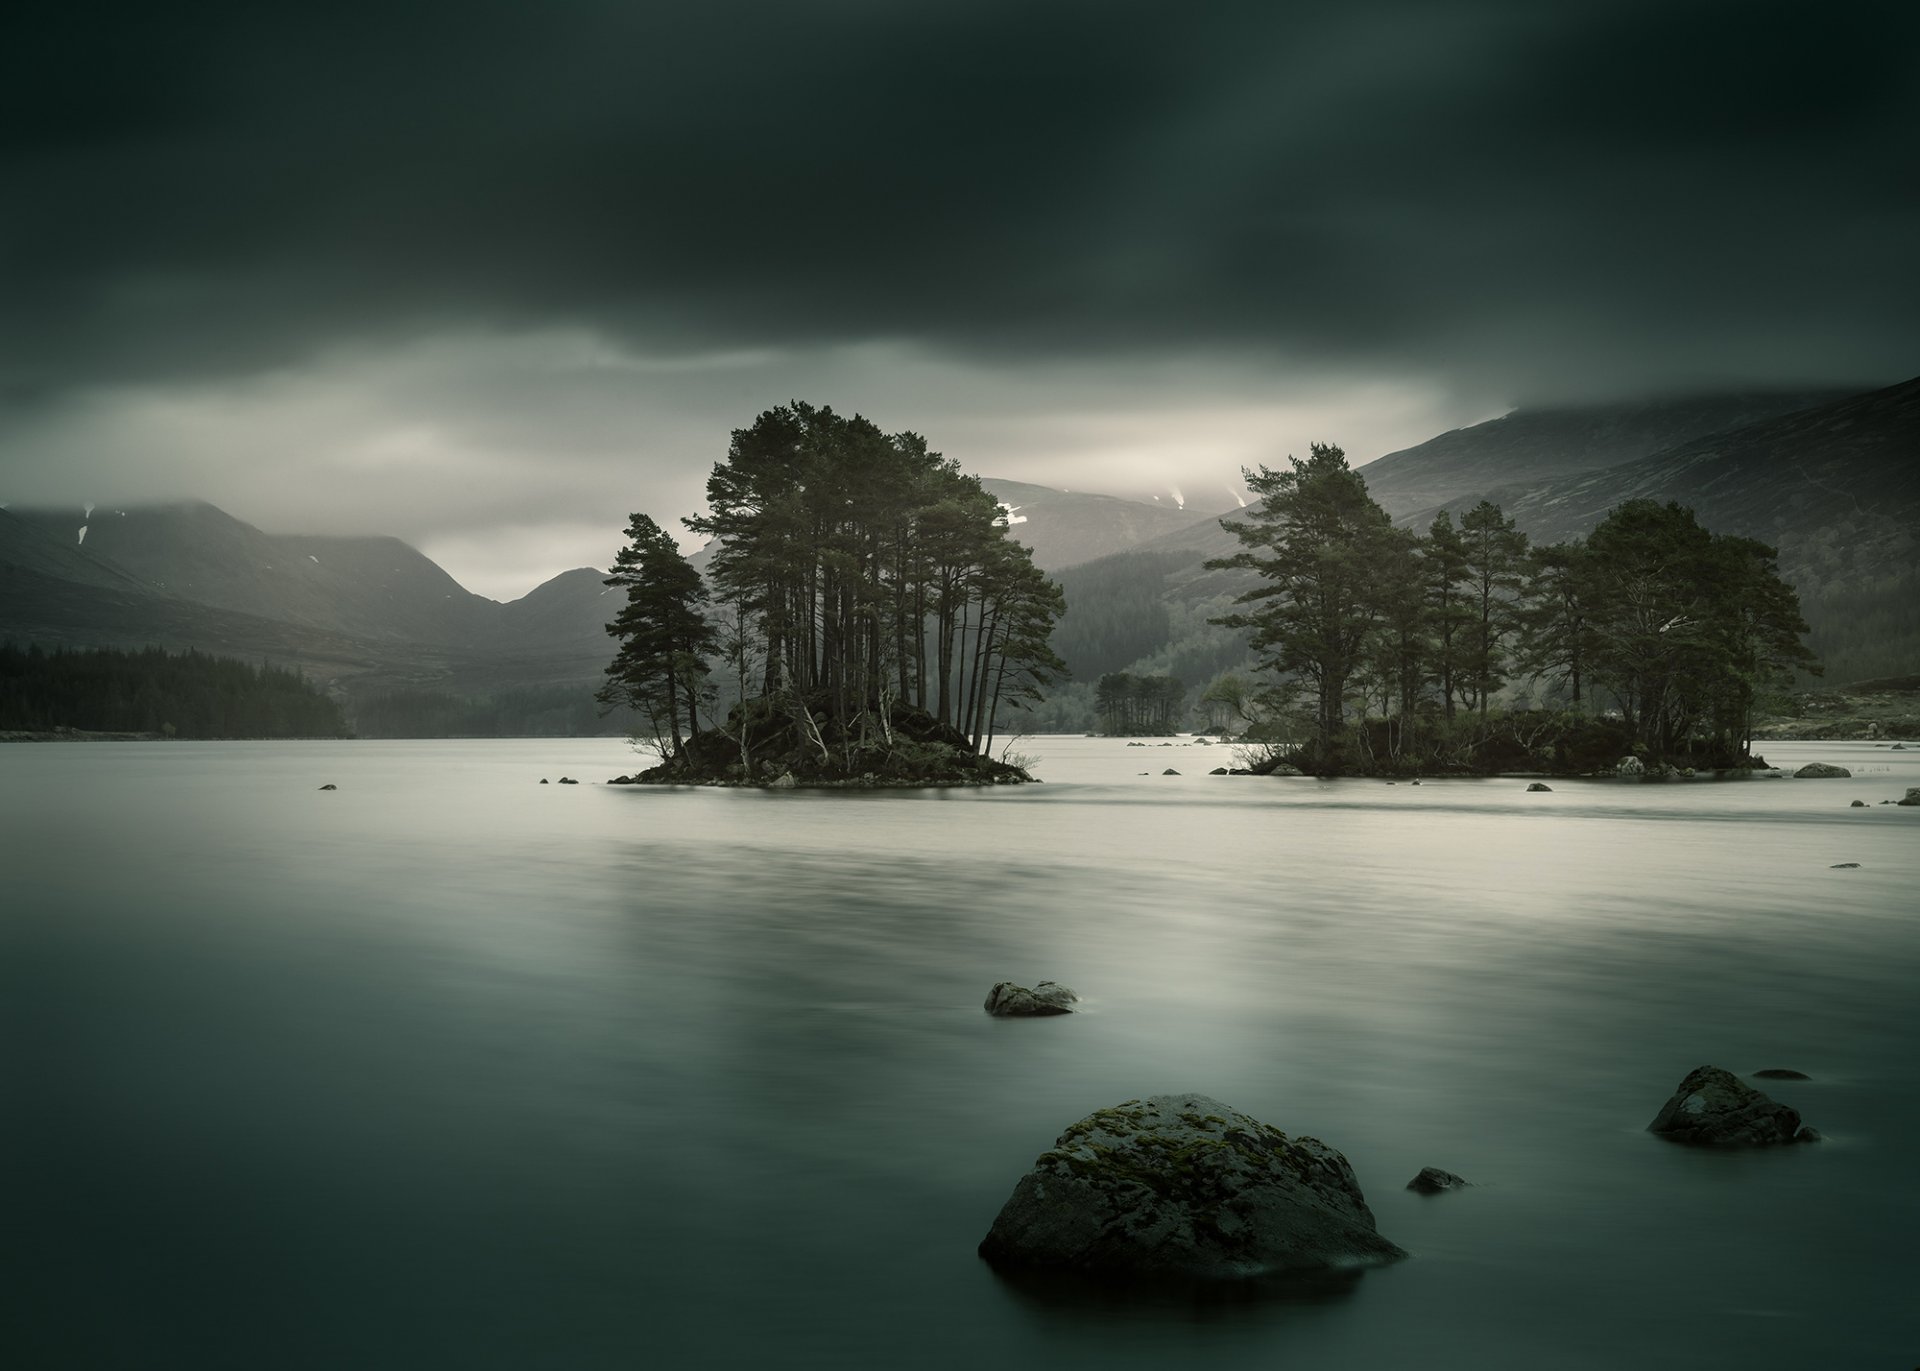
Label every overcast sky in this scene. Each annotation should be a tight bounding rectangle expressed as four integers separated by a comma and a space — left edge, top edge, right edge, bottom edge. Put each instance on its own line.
4, 1, 1915, 598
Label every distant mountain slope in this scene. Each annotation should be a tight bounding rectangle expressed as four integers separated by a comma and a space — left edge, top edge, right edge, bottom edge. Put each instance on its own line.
978, 478, 1196, 571
1418, 375, 1920, 681
10, 502, 503, 647
0, 508, 156, 592
1423, 376, 1920, 585
1, 500, 622, 710
1355, 389, 1856, 517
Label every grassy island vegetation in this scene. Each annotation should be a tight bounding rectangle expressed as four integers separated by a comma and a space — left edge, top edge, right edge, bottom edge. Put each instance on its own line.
1211, 445, 1817, 777
0, 642, 349, 739
601, 403, 1065, 786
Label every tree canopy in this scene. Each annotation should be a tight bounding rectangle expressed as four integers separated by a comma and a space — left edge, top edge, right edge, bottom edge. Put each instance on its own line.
1208, 448, 1817, 773
610, 402, 1067, 784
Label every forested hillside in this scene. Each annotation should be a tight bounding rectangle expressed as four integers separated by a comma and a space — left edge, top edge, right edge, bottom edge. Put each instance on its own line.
0, 643, 350, 738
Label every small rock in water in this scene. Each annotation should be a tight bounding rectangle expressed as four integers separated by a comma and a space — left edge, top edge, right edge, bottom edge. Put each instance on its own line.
1406, 1166, 1470, 1194
766, 771, 797, 789
1792, 762, 1851, 779
1526, 782, 1552, 792
1891, 742, 1907, 750
978, 1094, 1404, 1281
984, 980, 1078, 1017
1751, 1068, 1811, 1081
540, 778, 550, 784
317, 783, 337, 791
1410, 780, 1421, 785
1898, 788, 1920, 807
1163, 767, 1181, 775
557, 776, 579, 785
1210, 766, 1229, 775
1617, 755, 1646, 777
1647, 1065, 1817, 1146
1849, 799, 1865, 807
1829, 862, 1860, 869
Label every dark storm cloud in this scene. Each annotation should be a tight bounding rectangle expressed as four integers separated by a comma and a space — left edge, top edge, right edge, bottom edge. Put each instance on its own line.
7, 0, 1916, 402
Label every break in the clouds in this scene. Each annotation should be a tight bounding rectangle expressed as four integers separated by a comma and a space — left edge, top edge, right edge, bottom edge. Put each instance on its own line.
3, 0, 1915, 595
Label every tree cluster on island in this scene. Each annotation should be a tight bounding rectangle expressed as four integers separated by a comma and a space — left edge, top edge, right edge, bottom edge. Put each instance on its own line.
1211, 444, 1818, 776
0, 642, 351, 739
598, 403, 1067, 786
1092, 671, 1188, 735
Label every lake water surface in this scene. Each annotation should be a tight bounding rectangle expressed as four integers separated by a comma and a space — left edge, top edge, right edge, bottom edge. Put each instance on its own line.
5, 737, 1917, 1368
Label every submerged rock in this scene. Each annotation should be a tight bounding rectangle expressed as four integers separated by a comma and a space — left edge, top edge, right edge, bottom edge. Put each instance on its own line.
1792, 762, 1851, 779
1752, 1068, 1811, 1081
1647, 1065, 1818, 1146
985, 981, 1078, 1017
1526, 782, 1552, 792
1406, 1166, 1470, 1194
317, 783, 337, 791
1830, 862, 1861, 869
978, 1094, 1404, 1281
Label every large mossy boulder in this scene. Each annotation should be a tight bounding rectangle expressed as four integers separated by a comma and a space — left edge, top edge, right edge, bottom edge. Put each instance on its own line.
1647, 1065, 1818, 1146
1792, 761, 1851, 778
984, 981, 1078, 1016
978, 1095, 1404, 1282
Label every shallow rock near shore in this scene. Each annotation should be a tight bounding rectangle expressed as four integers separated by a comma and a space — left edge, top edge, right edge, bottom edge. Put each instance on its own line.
1406, 1166, 1470, 1194
1647, 1065, 1818, 1146
1526, 782, 1552, 792
1898, 788, 1920, 807
984, 981, 1078, 1016
978, 1094, 1405, 1282
1792, 762, 1851, 778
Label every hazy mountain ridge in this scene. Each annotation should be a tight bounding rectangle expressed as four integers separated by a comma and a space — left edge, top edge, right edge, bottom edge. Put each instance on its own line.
0, 502, 619, 708
9, 502, 504, 647
1354, 389, 1857, 517
978, 478, 1198, 570
1416, 377, 1919, 564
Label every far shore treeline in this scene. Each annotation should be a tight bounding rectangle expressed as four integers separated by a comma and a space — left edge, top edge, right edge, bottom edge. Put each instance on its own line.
1207, 444, 1818, 775
0, 642, 350, 739
599, 402, 1065, 784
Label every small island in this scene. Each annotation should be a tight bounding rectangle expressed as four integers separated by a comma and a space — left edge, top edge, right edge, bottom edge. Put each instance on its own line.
599, 403, 1064, 788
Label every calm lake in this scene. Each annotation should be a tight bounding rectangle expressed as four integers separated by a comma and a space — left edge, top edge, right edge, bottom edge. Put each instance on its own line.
5, 736, 1916, 1368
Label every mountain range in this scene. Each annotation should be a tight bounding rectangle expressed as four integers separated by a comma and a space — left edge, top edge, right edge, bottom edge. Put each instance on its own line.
4, 378, 1914, 731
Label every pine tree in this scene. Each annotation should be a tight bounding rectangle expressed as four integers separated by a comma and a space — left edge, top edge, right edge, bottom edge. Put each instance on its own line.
1207, 443, 1398, 770
599, 513, 716, 756
1458, 500, 1531, 722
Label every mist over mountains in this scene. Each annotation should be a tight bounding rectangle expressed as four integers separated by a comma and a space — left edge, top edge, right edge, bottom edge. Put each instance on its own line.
4, 378, 1914, 733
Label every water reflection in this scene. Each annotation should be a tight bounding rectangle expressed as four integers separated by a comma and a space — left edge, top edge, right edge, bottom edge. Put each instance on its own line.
3, 737, 1916, 1368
